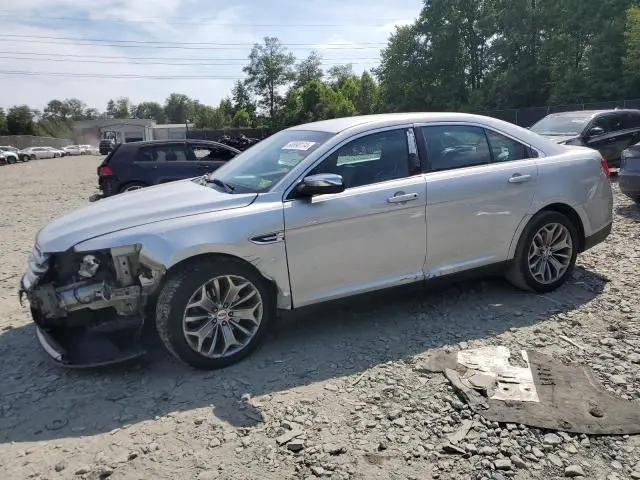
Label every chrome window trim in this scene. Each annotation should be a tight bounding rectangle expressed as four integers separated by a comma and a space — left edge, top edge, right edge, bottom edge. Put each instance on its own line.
413, 121, 548, 161
281, 123, 416, 202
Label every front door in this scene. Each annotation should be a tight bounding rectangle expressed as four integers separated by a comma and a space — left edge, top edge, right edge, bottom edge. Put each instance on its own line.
585, 114, 631, 167
418, 124, 539, 276
283, 127, 427, 307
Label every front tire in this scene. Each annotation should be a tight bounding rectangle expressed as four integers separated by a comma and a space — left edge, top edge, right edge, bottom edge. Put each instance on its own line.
7, 155, 16, 164
155, 258, 275, 369
506, 211, 579, 293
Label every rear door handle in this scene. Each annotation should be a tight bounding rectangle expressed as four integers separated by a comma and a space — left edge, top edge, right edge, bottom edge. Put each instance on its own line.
387, 192, 419, 203
508, 174, 532, 184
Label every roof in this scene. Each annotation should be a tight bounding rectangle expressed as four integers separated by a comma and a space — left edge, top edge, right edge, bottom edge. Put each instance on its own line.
153, 123, 195, 129
117, 138, 240, 152
285, 112, 569, 157
286, 112, 529, 133
545, 108, 640, 117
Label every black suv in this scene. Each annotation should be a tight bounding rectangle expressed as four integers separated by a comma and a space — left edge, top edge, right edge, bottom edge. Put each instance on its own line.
529, 108, 640, 168
97, 140, 241, 197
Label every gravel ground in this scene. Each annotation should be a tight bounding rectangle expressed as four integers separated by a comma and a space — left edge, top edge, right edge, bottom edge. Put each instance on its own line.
0, 156, 639, 480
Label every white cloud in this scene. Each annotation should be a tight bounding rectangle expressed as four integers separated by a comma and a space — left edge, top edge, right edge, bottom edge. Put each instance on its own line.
0, 0, 422, 112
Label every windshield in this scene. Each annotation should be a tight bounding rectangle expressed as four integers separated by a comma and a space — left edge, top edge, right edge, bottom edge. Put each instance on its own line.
210, 129, 334, 193
530, 113, 592, 136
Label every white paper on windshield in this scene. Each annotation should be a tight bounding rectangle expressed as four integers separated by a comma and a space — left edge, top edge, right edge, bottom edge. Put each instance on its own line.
282, 141, 316, 151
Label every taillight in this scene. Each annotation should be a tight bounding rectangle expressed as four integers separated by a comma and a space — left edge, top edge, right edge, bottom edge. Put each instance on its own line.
98, 165, 113, 177
600, 158, 610, 178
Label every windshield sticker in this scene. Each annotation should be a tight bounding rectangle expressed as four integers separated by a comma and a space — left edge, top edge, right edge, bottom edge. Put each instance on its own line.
282, 141, 317, 151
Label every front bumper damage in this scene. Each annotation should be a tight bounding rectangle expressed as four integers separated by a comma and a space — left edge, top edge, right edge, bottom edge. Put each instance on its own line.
19, 244, 163, 368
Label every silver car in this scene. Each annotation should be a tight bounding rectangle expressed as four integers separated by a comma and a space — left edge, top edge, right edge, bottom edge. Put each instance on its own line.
19, 113, 614, 370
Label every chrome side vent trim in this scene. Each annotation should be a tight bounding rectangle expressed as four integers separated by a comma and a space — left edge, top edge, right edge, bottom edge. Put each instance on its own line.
249, 231, 285, 245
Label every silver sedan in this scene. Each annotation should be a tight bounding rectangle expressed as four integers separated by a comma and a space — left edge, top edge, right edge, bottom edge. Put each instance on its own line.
20, 113, 613, 370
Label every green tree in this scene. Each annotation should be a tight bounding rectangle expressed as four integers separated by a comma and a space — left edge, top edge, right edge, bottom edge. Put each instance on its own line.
295, 51, 324, 87
232, 108, 252, 127
327, 64, 354, 88
232, 81, 256, 116
164, 93, 195, 123
106, 99, 117, 118
114, 97, 131, 119
356, 71, 379, 114
376, 24, 431, 112
134, 101, 167, 123
194, 106, 227, 129
243, 36, 296, 123
0, 108, 7, 134
624, 6, 640, 94
7, 105, 37, 135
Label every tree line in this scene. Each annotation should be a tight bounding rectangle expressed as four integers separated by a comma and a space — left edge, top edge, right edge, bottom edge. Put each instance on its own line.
2, 0, 640, 138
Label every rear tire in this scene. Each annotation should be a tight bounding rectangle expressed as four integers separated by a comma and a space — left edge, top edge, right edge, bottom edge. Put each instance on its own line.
506, 211, 579, 293
120, 182, 147, 193
155, 258, 275, 369
7, 155, 16, 164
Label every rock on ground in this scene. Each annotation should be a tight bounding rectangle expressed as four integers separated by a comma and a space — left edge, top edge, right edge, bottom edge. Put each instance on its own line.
0, 158, 638, 479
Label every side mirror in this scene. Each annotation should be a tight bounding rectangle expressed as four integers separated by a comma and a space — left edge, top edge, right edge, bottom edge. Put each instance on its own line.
587, 126, 605, 138
293, 173, 345, 198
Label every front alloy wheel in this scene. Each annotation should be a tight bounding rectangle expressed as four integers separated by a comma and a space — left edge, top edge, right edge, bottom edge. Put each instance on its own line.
182, 275, 263, 358
156, 258, 274, 369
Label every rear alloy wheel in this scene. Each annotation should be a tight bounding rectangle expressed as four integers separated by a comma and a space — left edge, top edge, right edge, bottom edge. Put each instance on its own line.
120, 182, 147, 193
506, 211, 578, 293
156, 258, 275, 369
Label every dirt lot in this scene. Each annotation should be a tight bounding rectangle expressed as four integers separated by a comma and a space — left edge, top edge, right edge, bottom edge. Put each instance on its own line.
0, 156, 639, 480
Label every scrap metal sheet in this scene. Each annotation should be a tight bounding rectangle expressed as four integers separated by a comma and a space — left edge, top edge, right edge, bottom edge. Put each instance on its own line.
420, 347, 640, 435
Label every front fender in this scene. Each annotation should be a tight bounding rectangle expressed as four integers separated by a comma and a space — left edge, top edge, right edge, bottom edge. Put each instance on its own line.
73, 203, 292, 309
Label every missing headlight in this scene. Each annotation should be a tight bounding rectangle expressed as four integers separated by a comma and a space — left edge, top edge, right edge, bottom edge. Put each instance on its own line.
78, 255, 101, 278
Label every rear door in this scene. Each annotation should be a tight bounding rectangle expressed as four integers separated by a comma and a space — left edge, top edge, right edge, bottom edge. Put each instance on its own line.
132, 143, 194, 185
34, 147, 48, 159
418, 123, 539, 276
187, 142, 238, 175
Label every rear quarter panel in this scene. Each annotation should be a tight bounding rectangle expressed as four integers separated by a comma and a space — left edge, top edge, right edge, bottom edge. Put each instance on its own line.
531, 146, 613, 238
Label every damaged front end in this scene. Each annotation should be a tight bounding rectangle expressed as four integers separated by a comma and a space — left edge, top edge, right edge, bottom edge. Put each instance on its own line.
19, 243, 163, 367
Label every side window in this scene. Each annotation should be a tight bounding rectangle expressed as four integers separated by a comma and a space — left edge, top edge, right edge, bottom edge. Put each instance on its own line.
485, 130, 530, 163
191, 145, 237, 162
311, 129, 410, 189
622, 113, 640, 129
421, 125, 491, 171
592, 115, 617, 133
135, 145, 188, 163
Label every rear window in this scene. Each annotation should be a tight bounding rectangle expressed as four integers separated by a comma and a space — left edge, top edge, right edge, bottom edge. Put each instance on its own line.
101, 143, 122, 166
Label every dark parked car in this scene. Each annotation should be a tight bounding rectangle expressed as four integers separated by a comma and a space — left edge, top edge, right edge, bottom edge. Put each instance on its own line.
619, 143, 640, 203
97, 140, 241, 197
529, 109, 640, 168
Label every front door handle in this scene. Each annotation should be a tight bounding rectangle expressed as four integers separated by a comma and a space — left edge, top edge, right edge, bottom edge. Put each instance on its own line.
508, 173, 532, 184
387, 192, 419, 203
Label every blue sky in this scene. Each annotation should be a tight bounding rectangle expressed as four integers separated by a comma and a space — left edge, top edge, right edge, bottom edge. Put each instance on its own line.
0, 0, 421, 112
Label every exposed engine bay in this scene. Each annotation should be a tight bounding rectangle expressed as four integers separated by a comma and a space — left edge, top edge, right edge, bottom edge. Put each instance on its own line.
20, 244, 163, 367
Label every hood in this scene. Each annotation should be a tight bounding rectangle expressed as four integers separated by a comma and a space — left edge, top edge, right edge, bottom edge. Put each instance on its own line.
36, 179, 258, 253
